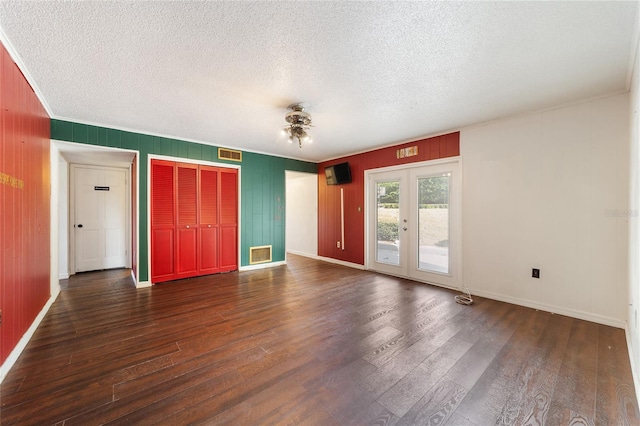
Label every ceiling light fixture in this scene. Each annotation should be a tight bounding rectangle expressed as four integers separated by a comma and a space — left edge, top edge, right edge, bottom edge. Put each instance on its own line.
282, 103, 312, 148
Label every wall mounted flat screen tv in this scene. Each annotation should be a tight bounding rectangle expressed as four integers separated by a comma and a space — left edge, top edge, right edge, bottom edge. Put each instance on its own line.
325, 162, 352, 185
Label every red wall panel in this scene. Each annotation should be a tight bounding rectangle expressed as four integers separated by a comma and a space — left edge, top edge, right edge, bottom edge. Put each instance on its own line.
0, 42, 50, 365
317, 133, 459, 265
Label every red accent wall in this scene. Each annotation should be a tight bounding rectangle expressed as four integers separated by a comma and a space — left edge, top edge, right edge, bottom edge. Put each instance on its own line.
318, 132, 459, 265
0, 42, 51, 365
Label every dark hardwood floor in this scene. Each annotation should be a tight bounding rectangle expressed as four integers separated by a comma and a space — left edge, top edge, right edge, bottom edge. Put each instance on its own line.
1, 254, 638, 425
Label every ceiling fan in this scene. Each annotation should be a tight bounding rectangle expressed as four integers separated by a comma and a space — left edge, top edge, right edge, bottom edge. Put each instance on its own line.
282, 103, 313, 148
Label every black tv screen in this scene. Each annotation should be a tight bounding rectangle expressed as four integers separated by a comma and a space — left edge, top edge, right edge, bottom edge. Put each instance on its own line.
325, 162, 352, 185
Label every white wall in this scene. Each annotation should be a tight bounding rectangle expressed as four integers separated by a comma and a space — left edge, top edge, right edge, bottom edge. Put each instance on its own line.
285, 171, 318, 257
462, 93, 629, 327
628, 23, 640, 398
58, 156, 69, 279
49, 144, 60, 296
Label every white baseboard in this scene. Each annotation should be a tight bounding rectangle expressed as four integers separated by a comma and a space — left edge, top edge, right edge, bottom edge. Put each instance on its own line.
316, 255, 366, 270
58, 272, 69, 280
239, 260, 287, 272
0, 287, 61, 384
471, 288, 626, 329
286, 249, 319, 259
625, 324, 640, 410
136, 280, 151, 288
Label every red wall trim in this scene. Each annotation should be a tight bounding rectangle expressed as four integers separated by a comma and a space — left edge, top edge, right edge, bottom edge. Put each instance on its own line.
318, 132, 459, 265
0, 42, 51, 364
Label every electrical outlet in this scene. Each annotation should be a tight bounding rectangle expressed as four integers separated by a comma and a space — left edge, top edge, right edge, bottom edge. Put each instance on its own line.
532, 268, 540, 279
337, 241, 341, 248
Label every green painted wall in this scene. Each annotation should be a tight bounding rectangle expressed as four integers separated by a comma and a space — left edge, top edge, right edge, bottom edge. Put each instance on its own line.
51, 120, 317, 281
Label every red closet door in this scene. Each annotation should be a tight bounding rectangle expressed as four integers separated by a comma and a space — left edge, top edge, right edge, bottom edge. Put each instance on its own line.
199, 166, 218, 274
176, 163, 198, 279
151, 160, 237, 283
151, 160, 175, 283
219, 169, 238, 271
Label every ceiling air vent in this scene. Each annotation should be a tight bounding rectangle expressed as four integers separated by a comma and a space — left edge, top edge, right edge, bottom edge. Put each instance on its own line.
250, 245, 272, 264
218, 148, 242, 162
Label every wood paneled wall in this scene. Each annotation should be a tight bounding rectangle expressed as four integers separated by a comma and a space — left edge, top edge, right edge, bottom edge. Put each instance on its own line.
318, 133, 459, 265
0, 42, 51, 365
50, 120, 317, 279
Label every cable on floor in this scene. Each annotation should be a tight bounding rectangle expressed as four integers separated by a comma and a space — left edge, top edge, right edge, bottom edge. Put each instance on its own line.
455, 285, 474, 305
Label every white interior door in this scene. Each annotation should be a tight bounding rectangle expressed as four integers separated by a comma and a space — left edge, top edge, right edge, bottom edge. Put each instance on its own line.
74, 166, 128, 272
368, 159, 461, 289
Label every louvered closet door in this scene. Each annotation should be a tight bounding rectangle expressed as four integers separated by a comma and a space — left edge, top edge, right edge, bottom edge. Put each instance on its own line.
151, 160, 238, 283
176, 163, 199, 278
219, 169, 238, 271
151, 160, 175, 283
199, 166, 218, 273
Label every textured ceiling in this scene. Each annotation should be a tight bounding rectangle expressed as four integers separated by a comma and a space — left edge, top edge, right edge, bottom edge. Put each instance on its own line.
0, 1, 637, 162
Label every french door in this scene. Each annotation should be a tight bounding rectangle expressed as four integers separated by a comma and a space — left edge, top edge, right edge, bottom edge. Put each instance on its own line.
367, 159, 461, 289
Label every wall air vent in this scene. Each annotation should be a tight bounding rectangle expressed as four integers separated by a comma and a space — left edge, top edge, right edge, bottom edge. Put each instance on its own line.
218, 148, 242, 162
249, 245, 272, 264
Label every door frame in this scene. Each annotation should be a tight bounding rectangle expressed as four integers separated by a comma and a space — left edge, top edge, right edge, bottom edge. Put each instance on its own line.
69, 163, 132, 274
364, 156, 462, 290
147, 154, 241, 284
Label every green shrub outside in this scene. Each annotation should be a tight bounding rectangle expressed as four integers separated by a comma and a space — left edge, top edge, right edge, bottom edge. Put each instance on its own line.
378, 203, 447, 209
377, 222, 399, 241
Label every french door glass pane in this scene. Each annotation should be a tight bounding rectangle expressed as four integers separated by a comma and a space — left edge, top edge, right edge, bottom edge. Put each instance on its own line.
417, 175, 449, 274
376, 180, 400, 265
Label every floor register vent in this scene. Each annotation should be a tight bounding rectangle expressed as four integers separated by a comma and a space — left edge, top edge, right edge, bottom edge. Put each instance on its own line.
249, 245, 272, 264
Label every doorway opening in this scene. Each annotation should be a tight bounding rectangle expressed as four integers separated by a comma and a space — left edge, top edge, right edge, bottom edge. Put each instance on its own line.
285, 171, 318, 258
54, 141, 137, 280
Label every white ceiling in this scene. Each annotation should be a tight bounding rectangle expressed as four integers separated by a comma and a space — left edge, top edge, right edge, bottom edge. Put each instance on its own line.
1, 1, 637, 163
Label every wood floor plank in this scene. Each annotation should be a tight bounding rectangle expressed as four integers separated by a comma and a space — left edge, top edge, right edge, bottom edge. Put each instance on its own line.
596, 324, 640, 425
395, 377, 468, 426
113, 338, 269, 400
546, 319, 600, 425
0, 255, 636, 425
452, 309, 550, 424
159, 348, 320, 425
377, 336, 473, 417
